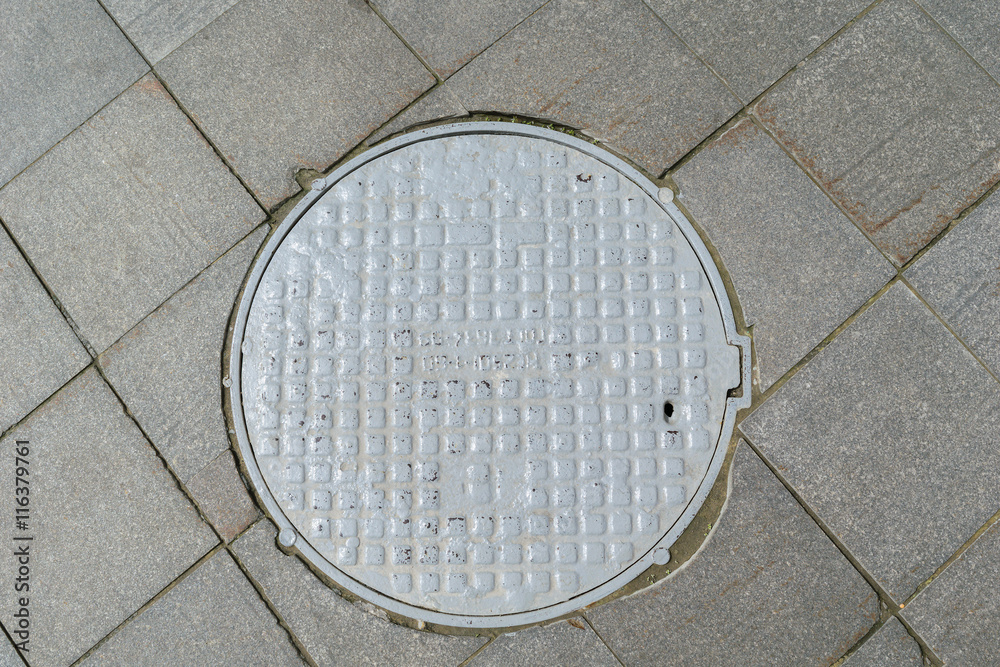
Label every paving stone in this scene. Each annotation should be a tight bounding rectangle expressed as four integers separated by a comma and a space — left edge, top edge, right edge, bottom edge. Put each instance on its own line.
83, 550, 303, 666
0, 74, 264, 354
589, 442, 877, 666
233, 521, 486, 666
920, 0, 1000, 83
903, 520, 1000, 664
100, 227, 266, 481
0, 369, 217, 666
0, 228, 90, 434
0, 635, 22, 667
447, 0, 740, 176
842, 617, 922, 666
742, 282, 1000, 601
675, 120, 893, 390
371, 0, 545, 78
470, 620, 618, 667
647, 0, 868, 101
186, 450, 260, 542
156, 0, 434, 209
754, 0, 1000, 265
907, 189, 1000, 378
101, 0, 240, 64
366, 85, 468, 145
0, 0, 146, 188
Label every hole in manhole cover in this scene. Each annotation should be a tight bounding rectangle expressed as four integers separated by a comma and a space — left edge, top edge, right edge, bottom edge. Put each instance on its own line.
228, 122, 750, 628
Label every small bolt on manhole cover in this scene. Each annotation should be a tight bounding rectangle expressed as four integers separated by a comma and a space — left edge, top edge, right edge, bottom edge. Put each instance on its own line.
228, 123, 750, 628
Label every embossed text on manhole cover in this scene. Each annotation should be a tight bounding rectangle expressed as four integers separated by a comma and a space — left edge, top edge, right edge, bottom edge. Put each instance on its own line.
228, 123, 750, 627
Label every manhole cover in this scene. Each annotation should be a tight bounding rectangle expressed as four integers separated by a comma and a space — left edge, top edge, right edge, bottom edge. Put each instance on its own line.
228, 123, 750, 627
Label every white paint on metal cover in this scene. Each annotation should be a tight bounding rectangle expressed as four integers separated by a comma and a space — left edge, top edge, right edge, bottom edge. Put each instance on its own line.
230, 123, 749, 627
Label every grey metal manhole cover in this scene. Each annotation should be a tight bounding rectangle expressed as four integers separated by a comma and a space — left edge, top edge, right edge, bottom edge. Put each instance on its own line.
228, 122, 750, 627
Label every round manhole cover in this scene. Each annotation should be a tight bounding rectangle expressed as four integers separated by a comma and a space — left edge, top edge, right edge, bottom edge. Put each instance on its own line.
228, 122, 750, 627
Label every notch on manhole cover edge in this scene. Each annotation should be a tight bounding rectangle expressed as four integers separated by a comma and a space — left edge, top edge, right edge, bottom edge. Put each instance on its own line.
227, 122, 751, 629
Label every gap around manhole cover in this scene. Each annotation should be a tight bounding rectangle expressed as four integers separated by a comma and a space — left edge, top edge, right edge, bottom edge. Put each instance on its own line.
226, 122, 751, 629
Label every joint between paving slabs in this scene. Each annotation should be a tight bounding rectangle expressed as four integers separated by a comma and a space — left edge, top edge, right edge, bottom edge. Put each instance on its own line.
69, 543, 226, 665
899, 175, 1000, 272
0, 617, 29, 666
744, 114, 902, 270
741, 277, 898, 413
911, 0, 1000, 91
580, 614, 628, 667
640, 0, 745, 106
224, 529, 321, 667
897, 274, 1000, 387
659, 0, 884, 181
363, 0, 442, 83
0, 214, 98, 359
91, 0, 270, 217
737, 432, 944, 666
90, 362, 232, 548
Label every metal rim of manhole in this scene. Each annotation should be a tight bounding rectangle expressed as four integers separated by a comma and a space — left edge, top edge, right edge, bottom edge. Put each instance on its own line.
227, 122, 751, 628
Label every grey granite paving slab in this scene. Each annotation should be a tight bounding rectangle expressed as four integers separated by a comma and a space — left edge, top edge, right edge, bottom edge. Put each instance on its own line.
0, 634, 22, 667
156, 0, 434, 209
0, 74, 263, 354
371, 0, 546, 78
366, 85, 468, 145
0, 228, 90, 434
83, 550, 303, 666
0, 0, 147, 188
742, 282, 1000, 601
907, 189, 1000, 378
903, 520, 1000, 664
447, 0, 741, 176
100, 227, 266, 481
470, 620, 618, 667
842, 617, 922, 666
186, 450, 260, 542
920, 0, 1000, 83
754, 0, 1000, 265
589, 443, 878, 666
0, 368, 217, 666
233, 521, 486, 666
647, 0, 869, 101
675, 120, 893, 390
101, 0, 240, 64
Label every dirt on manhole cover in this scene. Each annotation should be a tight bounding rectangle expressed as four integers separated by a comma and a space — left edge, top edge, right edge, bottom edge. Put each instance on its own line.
228, 122, 750, 628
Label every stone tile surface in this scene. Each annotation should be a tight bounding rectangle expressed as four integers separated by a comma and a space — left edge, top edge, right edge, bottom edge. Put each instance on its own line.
0, 635, 21, 667
842, 617, 922, 666
102, 0, 240, 63
186, 450, 260, 542
83, 550, 303, 666
742, 282, 1000, 601
0, 74, 263, 354
920, 0, 1000, 83
366, 85, 468, 145
903, 521, 1000, 664
157, 0, 434, 208
0, 369, 217, 666
372, 0, 545, 78
589, 443, 877, 666
100, 227, 265, 481
0, 229, 90, 433
470, 620, 618, 667
233, 521, 486, 666
754, 0, 1000, 265
908, 189, 1000, 377
648, 0, 868, 101
447, 0, 740, 175
0, 0, 147, 188
675, 120, 893, 390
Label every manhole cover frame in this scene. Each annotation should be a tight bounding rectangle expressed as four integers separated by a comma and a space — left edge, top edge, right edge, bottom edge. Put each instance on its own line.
227, 121, 751, 628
